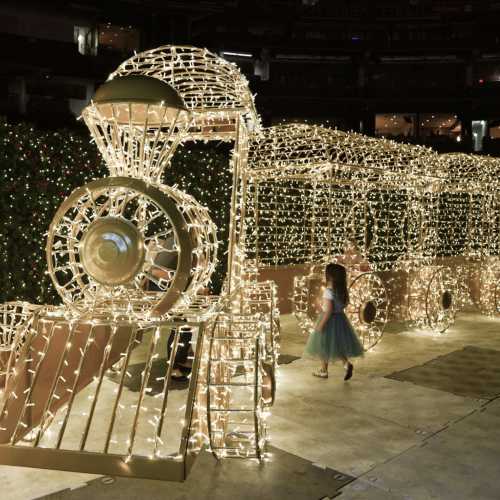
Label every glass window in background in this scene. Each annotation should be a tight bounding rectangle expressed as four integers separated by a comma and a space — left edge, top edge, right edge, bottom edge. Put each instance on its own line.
74, 26, 98, 56
375, 113, 416, 138
489, 121, 500, 139
98, 24, 139, 53
419, 114, 461, 143
472, 120, 487, 152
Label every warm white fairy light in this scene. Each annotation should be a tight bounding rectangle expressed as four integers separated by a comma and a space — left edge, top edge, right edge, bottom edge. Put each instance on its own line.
0, 44, 275, 478
5, 45, 498, 481
244, 123, 500, 342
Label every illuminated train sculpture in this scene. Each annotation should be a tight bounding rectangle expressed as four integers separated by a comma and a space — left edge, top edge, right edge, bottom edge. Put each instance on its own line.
0, 46, 278, 480
244, 124, 500, 349
0, 46, 498, 481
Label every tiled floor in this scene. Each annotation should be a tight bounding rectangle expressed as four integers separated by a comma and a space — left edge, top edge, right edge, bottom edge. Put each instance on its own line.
0, 310, 499, 499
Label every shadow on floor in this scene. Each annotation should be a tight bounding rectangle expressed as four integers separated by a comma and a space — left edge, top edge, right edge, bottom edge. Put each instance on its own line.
386, 345, 500, 399
110, 354, 302, 396
40, 446, 354, 500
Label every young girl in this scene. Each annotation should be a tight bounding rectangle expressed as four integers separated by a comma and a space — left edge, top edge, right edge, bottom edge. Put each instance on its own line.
304, 263, 364, 380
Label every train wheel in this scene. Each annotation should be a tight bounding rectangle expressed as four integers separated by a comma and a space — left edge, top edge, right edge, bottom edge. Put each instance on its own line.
408, 266, 458, 333
46, 177, 216, 318
347, 272, 389, 350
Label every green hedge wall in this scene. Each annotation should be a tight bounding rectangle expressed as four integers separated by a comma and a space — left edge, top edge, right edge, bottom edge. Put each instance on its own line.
0, 118, 231, 305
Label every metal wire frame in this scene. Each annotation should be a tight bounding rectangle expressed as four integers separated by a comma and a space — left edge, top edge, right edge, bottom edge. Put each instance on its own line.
205, 313, 267, 460
108, 45, 259, 132
0, 311, 211, 481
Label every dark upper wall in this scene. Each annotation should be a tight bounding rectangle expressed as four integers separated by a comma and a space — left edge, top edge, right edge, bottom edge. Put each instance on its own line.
1, 0, 500, 154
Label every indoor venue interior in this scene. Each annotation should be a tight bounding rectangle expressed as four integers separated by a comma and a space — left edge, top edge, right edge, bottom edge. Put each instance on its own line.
0, 2, 500, 500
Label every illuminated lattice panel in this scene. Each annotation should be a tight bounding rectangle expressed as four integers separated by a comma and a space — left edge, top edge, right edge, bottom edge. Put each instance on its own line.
0, 307, 218, 481
108, 45, 260, 140
245, 124, 441, 272
203, 313, 268, 460
436, 153, 500, 260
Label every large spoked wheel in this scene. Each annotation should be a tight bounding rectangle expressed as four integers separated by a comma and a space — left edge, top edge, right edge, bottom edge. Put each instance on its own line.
347, 272, 389, 350
46, 177, 193, 317
408, 266, 458, 333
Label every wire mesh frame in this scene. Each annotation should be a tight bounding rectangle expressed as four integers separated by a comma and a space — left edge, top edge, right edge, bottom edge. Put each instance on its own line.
82, 102, 191, 183
108, 45, 259, 130
205, 313, 267, 461
0, 313, 208, 481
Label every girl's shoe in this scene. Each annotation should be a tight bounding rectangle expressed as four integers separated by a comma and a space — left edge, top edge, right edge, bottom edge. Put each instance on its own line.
344, 362, 353, 381
313, 369, 328, 378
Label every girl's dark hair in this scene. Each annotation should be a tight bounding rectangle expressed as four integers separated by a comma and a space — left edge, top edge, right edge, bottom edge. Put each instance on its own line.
325, 263, 349, 306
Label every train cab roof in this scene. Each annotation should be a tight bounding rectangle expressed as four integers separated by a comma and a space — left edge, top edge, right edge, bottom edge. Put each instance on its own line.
437, 153, 500, 193
247, 123, 442, 187
106, 45, 260, 140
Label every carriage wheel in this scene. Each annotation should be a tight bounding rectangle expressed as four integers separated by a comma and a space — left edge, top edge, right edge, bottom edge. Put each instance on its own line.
425, 267, 458, 332
46, 177, 193, 318
347, 272, 389, 350
408, 266, 458, 333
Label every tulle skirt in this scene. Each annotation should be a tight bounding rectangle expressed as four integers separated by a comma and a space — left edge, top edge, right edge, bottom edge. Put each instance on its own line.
304, 312, 364, 362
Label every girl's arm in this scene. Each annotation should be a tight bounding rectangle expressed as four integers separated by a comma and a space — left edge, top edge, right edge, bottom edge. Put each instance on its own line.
316, 297, 333, 332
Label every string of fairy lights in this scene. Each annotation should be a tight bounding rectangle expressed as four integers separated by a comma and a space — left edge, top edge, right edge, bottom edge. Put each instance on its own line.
1, 43, 499, 480
0, 45, 274, 476
245, 123, 500, 342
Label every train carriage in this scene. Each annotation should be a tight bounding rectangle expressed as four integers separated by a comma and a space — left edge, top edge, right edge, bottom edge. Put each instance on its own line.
242, 123, 500, 348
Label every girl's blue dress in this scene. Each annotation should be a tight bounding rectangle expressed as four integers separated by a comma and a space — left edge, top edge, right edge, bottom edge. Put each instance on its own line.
304, 288, 364, 361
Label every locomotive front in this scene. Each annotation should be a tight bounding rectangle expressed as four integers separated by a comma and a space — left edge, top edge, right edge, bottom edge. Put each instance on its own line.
0, 46, 277, 480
